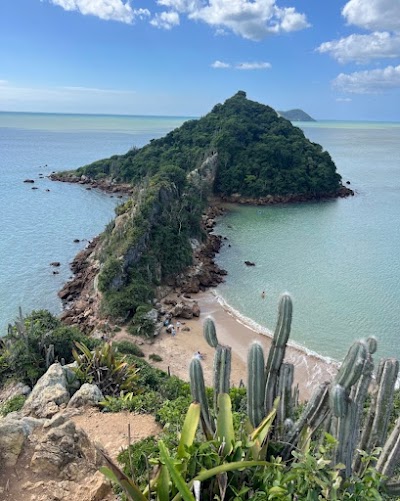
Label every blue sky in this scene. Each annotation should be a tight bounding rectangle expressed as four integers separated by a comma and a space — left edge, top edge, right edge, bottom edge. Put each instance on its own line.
1, 0, 400, 120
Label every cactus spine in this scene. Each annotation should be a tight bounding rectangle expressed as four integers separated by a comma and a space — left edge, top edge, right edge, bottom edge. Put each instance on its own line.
247, 342, 265, 428
264, 293, 293, 413
203, 317, 218, 348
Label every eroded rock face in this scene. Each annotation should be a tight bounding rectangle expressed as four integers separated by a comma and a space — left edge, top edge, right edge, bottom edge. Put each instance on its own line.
23, 364, 70, 418
68, 384, 103, 408
31, 419, 101, 479
0, 416, 46, 467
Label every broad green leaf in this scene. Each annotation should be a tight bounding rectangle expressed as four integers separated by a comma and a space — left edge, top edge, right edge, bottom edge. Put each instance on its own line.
216, 394, 235, 456
177, 402, 200, 459
156, 465, 170, 501
159, 441, 195, 501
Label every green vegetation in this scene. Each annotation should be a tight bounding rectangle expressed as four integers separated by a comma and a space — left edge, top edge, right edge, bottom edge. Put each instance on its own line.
72, 341, 140, 396
0, 394, 26, 417
114, 340, 145, 357
149, 353, 162, 362
0, 309, 97, 386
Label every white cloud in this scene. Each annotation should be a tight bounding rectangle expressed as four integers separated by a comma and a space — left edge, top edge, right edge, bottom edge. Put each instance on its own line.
211, 60, 231, 68
156, 0, 310, 40
45, 0, 150, 24
211, 60, 271, 69
342, 0, 400, 32
150, 10, 180, 29
0, 80, 8, 85
333, 65, 400, 93
317, 32, 400, 64
336, 97, 352, 102
235, 61, 271, 70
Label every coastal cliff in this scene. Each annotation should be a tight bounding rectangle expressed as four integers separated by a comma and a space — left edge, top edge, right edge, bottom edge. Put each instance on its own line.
52, 91, 353, 333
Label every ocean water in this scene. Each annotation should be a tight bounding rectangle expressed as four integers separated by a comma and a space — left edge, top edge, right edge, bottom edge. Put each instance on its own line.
214, 120, 400, 361
0, 112, 187, 333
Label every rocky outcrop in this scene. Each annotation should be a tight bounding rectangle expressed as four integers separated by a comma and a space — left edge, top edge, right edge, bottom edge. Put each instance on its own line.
219, 186, 354, 205
68, 384, 104, 408
50, 173, 134, 196
0, 416, 46, 466
31, 415, 101, 478
23, 364, 72, 418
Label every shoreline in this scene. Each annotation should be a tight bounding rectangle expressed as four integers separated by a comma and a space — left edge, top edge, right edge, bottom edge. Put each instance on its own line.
127, 290, 339, 401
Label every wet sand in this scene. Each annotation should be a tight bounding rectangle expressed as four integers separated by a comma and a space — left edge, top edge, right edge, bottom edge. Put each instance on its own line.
132, 290, 339, 401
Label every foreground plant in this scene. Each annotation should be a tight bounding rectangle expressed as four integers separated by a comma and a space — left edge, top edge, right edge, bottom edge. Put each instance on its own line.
72, 341, 140, 396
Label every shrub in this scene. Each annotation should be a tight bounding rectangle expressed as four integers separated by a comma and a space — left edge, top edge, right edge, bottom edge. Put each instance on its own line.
0, 395, 26, 417
149, 353, 162, 362
114, 340, 145, 357
101, 390, 162, 414
155, 395, 193, 430
73, 342, 140, 396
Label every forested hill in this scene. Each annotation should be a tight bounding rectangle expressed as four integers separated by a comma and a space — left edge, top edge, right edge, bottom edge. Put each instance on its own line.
75, 91, 342, 199
278, 109, 316, 122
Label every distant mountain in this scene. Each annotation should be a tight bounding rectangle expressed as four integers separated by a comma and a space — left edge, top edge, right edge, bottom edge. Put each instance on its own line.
278, 109, 316, 121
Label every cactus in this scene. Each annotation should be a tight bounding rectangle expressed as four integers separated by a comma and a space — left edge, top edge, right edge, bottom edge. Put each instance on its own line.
376, 415, 400, 478
189, 357, 214, 436
213, 345, 232, 410
247, 342, 266, 428
334, 340, 368, 390
276, 362, 294, 437
282, 381, 330, 460
203, 317, 218, 348
264, 293, 293, 412
354, 358, 399, 474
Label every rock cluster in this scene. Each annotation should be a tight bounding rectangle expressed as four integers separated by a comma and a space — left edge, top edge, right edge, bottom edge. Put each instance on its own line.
0, 363, 110, 500
49, 173, 134, 196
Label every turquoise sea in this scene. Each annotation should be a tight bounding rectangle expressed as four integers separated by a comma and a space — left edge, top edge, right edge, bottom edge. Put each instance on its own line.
1, 112, 399, 363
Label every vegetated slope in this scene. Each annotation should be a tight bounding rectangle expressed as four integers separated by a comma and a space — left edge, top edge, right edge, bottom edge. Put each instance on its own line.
76, 91, 340, 198
278, 108, 316, 122
60, 91, 346, 328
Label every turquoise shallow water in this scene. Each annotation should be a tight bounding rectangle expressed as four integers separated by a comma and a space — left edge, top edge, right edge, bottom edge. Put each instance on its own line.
214, 121, 400, 361
0, 112, 187, 333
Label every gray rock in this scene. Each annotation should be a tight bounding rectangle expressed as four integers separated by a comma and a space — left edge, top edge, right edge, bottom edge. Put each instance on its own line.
23, 363, 71, 418
31, 419, 100, 479
0, 420, 26, 466
67, 383, 103, 408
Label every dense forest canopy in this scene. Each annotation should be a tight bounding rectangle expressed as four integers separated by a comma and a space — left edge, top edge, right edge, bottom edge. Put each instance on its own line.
76, 91, 342, 198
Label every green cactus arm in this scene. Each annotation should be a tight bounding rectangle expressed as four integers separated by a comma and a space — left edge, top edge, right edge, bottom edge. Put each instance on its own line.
247, 341, 266, 428
189, 357, 214, 436
203, 317, 218, 348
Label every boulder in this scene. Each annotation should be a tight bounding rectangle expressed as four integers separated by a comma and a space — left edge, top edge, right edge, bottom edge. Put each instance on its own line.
31, 419, 101, 479
23, 363, 71, 418
68, 384, 103, 408
0, 416, 46, 467
0, 420, 27, 466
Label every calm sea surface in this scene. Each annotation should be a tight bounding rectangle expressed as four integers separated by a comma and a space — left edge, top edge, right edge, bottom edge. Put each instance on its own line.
214, 120, 400, 361
1, 113, 399, 362
0, 112, 187, 334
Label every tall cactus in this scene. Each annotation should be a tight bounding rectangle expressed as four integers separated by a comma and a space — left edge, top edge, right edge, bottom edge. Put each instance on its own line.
213, 345, 232, 410
189, 357, 214, 437
247, 342, 265, 428
276, 362, 294, 438
203, 317, 218, 348
354, 357, 399, 474
264, 293, 293, 412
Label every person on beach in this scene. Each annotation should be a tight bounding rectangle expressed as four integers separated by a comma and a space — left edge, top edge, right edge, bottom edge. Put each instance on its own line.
176, 320, 181, 332
194, 351, 204, 360
171, 327, 176, 337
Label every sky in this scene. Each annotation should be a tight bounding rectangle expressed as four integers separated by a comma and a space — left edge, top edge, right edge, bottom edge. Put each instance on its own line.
1, 0, 400, 120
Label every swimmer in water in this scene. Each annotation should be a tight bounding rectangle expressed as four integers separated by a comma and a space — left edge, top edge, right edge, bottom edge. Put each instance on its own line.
261, 290, 266, 299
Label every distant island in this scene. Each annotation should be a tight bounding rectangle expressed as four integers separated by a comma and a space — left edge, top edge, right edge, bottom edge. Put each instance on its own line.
51, 91, 351, 333
278, 109, 316, 121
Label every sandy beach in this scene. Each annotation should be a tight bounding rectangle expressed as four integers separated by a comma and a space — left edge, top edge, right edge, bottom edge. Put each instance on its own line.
123, 290, 339, 401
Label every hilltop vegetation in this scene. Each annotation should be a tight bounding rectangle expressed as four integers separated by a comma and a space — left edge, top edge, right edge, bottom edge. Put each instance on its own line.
76, 91, 340, 198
